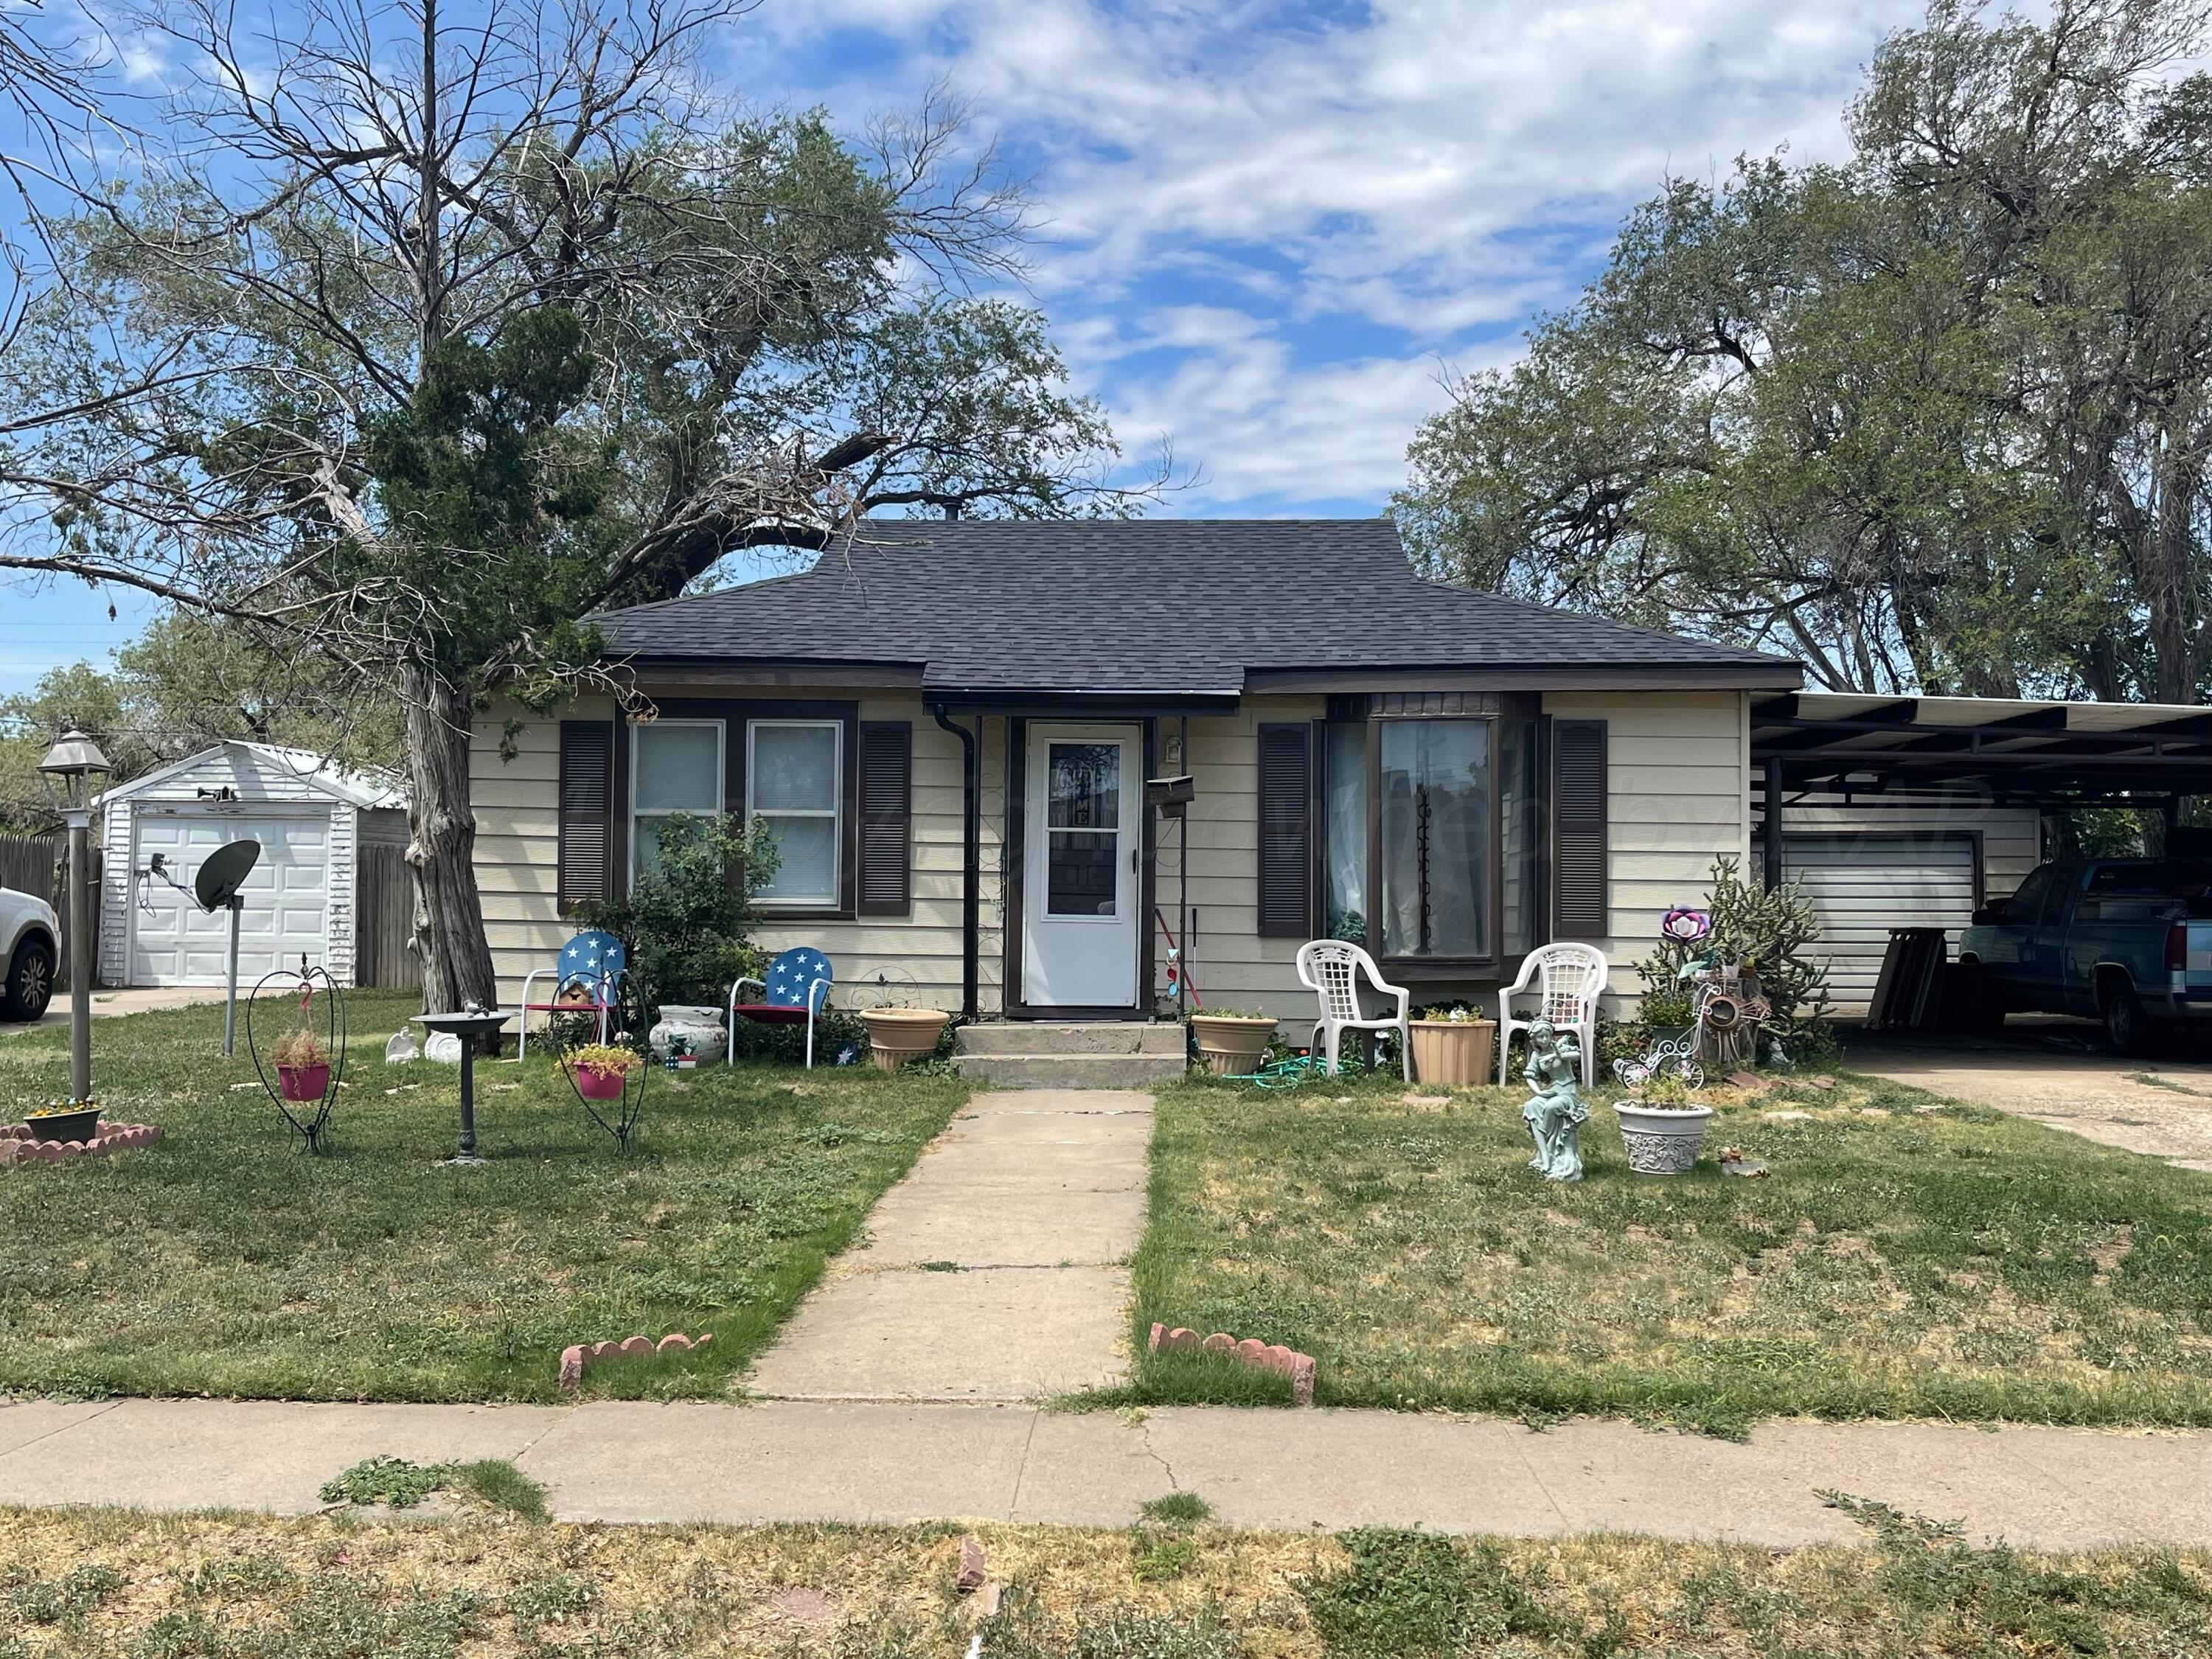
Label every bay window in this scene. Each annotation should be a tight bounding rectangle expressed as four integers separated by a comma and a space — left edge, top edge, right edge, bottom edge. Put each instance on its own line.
748, 719, 843, 907
1308, 694, 1572, 970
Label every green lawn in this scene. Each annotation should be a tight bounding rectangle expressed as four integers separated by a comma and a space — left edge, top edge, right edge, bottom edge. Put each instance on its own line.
1124, 1068, 2212, 1430
4, 1503, 2209, 1658
0, 995, 961, 1402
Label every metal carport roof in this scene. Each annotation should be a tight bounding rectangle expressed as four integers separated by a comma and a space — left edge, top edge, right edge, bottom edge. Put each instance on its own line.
1751, 692, 2212, 807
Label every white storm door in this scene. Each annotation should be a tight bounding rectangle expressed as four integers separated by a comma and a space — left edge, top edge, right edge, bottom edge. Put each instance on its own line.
1022, 723, 1141, 1009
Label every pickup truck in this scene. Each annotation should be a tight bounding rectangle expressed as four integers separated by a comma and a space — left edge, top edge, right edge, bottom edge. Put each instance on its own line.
1955, 858, 2212, 1053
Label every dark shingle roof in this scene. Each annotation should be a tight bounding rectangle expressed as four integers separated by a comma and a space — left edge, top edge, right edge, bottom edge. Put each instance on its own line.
594, 519, 1799, 692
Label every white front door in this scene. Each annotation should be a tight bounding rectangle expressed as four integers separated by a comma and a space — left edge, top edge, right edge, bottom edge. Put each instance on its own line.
1022, 723, 1142, 1009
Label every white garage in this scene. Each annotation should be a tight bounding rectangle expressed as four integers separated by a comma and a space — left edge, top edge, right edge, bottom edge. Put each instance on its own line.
96, 743, 407, 989
1773, 833, 1983, 1014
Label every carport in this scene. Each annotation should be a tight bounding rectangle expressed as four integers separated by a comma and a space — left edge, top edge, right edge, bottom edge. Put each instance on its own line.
1750, 692, 2212, 1015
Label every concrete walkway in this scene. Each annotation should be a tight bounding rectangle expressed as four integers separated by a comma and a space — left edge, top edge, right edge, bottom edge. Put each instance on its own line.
1, 1397, 2205, 1549
745, 1089, 1152, 1401
1851, 1027, 2212, 1172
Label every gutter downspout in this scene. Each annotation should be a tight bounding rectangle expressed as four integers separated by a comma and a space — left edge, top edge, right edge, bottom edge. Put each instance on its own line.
931, 705, 981, 1022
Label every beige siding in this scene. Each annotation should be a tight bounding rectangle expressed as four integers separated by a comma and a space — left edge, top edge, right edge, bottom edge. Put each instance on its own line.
1546, 689, 1753, 1013
1152, 697, 1326, 1020
471, 686, 1759, 1026
470, 692, 1006, 1018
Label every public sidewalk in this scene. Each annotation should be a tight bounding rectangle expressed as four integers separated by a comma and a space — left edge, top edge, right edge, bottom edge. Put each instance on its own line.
1, 1397, 2205, 1548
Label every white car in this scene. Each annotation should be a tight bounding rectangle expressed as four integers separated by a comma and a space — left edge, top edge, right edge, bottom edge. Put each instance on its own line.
0, 886, 60, 1020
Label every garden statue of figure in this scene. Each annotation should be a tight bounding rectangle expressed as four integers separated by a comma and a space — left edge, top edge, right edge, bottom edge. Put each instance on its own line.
1520, 1019, 1589, 1182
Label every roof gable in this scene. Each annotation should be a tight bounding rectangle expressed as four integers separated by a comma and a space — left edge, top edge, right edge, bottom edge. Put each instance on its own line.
594, 519, 1799, 692
97, 742, 406, 810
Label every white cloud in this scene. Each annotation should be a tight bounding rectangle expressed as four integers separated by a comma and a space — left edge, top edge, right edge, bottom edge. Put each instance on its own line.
758, 0, 1932, 508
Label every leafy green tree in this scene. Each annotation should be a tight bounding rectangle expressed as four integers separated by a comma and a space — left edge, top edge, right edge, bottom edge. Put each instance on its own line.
0, 1, 1162, 1010
1397, 0, 2212, 704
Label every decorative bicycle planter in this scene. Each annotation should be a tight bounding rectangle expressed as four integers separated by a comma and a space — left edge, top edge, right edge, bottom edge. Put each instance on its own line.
553, 970, 651, 1151
245, 958, 347, 1153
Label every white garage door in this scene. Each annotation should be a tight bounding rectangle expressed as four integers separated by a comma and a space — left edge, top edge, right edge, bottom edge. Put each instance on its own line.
1781, 834, 1979, 1015
129, 812, 332, 985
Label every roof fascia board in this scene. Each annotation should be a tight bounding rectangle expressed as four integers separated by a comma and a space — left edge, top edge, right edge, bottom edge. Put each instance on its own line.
1243, 664, 1804, 694
614, 658, 928, 688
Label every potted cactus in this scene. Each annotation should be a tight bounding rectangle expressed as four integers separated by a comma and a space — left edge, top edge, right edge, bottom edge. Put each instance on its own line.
271, 1026, 332, 1103
1408, 1004, 1497, 1085
1613, 1066, 1715, 1175
563, 1043, 639, 1100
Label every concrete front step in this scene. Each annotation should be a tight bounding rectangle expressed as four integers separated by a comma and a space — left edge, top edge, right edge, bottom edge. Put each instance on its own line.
954, 1021, 1186, 1057
955, 1052, 1188, 1091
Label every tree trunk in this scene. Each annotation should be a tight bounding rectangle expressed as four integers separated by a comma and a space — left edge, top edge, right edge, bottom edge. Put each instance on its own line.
402, 658, 498, 1013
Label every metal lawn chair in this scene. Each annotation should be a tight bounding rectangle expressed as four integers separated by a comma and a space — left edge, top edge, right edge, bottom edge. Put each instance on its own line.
728, 946, 835, 1068
518, 929, 627, 1060
1498, 942, 1608, 1088
1295, 939, 1412, 1079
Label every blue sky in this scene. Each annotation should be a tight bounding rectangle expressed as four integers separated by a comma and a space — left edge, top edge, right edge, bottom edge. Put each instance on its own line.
4, 0, 1928, 695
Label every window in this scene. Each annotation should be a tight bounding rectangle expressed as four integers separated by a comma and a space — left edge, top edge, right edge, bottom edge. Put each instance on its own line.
1315, 707, 1551, 966
1380, 720, 1491, 958
630, 720, 723, 876
1324, 723, 1367, 940
749, 720, 842, 906
1046, 741, 1122, 916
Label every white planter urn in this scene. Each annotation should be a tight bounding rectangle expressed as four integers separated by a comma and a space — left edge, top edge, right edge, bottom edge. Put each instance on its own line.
1612, 1102, 1714, 1175
650, 1004, 726, 1063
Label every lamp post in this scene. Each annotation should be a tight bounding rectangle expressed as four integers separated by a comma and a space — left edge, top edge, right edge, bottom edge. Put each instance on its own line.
38, 730, 111, 1106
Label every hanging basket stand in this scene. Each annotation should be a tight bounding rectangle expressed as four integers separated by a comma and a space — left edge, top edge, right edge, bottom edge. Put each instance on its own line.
244, 958, 347, 1153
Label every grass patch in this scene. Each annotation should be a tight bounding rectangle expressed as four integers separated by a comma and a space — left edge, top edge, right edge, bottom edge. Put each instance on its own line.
0, 994, 962, 1402
1138, 1490, 1213, 1525
319, 1456, 448, 1509
317, 1455, 547, 1523
446, 1460, 549, 1524
1124, 1067, 2212, 1427
3, 1506, 2210, 1656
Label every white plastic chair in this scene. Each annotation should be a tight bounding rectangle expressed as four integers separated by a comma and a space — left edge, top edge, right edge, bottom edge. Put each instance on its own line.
1498, 942, 1609, 1088
1295, 939, 1412, 1080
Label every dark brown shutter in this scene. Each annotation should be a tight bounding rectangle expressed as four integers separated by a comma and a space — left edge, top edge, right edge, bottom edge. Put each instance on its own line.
1552, 718, 1608, 939
858, 720, 912, 916
1257, 722, 1314, 938
557, 720, 615, 911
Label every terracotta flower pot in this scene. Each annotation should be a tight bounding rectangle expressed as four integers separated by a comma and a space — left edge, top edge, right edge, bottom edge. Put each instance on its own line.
1189, 1014, 1277, 1076
862, 1008, 949, 1071
574, 1065, 627, 1100
1408, 1018, 1495, 1085
277, 1062, 330, 1103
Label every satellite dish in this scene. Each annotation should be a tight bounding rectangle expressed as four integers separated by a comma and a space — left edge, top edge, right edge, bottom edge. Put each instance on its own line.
195, 840, 262, 911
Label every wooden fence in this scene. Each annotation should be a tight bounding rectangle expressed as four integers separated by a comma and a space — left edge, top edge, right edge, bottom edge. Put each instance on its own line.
0, 830, 102, 984
355, 842, 422, 990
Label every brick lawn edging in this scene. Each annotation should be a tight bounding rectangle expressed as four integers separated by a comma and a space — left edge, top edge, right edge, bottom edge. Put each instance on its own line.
0, 1124, 161, 1166
559, 1332, 712, 1392
1148, 1322, 1315, 1405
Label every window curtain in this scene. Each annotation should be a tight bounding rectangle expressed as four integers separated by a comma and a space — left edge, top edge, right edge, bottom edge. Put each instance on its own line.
1379, 720, 1490, 957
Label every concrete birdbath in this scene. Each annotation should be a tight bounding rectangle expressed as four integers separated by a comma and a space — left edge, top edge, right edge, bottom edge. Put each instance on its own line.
412, 1006, 513, 1165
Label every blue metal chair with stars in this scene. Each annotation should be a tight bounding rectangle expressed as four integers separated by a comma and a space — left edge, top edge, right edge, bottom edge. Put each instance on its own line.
518, 930, 627, 1060
728, 947, 835, 1068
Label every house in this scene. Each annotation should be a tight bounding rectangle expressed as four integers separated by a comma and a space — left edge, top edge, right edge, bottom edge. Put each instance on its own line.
468, 519, 1804, 1023
98, 742, 409, 989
